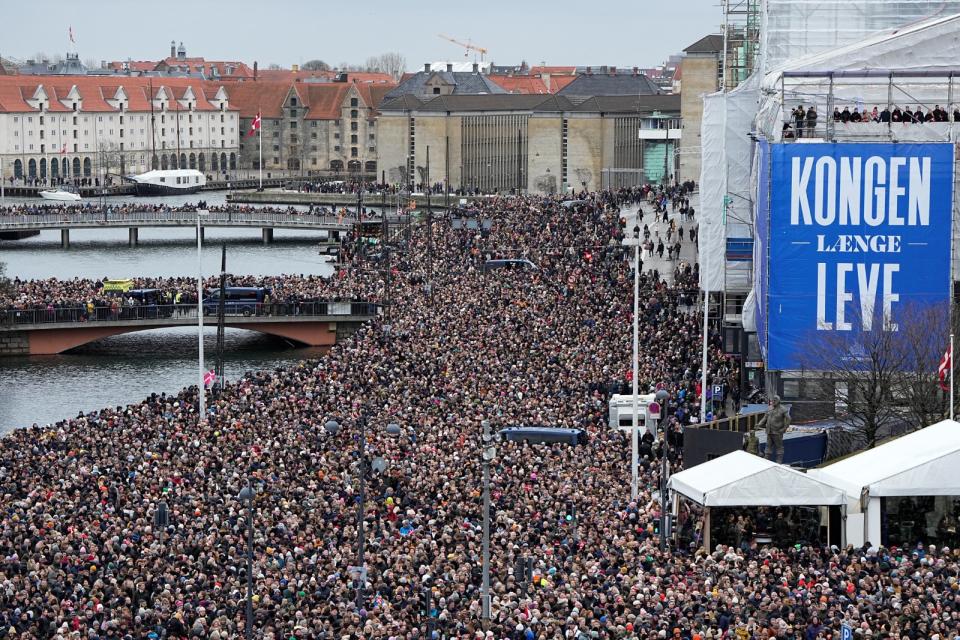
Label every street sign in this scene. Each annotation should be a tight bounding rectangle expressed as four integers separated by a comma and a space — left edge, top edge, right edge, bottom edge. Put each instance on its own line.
713, 384, 723, 397
841, 624, 853, 640
647, 401, 661, 420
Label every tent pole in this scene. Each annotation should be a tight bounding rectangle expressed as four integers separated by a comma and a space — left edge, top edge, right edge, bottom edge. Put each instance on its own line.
703, 507, 711, 554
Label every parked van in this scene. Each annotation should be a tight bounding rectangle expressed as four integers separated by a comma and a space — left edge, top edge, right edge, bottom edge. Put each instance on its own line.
203, 287, 270, 317
498, 426, 588, 446
608, 393, 656, 432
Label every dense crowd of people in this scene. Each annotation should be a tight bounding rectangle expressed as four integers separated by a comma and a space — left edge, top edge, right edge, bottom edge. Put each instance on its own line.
0, 202, 372, 218
786, 102, 960, 137
0, 185, 956, 639
0, 270, 386, 322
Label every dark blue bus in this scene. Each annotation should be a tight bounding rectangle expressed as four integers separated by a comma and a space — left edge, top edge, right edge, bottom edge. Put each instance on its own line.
498, 426, 588, 446
203, 287, 270, 317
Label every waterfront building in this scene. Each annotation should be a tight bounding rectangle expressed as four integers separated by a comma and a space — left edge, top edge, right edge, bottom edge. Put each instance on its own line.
0, 76, 240, 182
377, 92, 680, 193
228, 80, 395, 176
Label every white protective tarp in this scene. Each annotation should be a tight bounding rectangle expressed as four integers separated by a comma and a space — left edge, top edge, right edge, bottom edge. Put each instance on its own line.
756, 13, 960, 140
762, 0, 960, 70
668, 450, 845, 507
698, 76, 760, 292
809, 419, 960, 498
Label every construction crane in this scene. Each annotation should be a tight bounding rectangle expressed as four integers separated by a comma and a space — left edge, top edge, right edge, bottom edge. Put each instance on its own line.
437, 34, 488, 61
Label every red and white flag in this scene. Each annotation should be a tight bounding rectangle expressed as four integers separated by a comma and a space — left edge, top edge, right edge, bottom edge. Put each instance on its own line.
938, 344, 952, 391
59, 143, 67, 155
247, 112, 261, 137
69, 26, 75, 44
203, 370, 217, 388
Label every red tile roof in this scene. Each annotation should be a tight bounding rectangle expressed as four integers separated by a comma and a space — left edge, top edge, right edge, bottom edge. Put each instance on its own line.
223, 80, 291, 118
488, 75, 550, 94
529, 66, 577, 75
157, 57, 254, 79
0, 76, 233, 113
549, 75, 577, 93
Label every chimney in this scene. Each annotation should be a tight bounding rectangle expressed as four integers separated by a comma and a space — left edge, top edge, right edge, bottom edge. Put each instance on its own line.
446, 63, 453, 72
633, 66, 639, 76
610, 66, 616, 75
170, 40, 176, 59
472, 62, 479, 73
586, 67, 592, 75
253, 61, 258, 81
424, 63, 431, 73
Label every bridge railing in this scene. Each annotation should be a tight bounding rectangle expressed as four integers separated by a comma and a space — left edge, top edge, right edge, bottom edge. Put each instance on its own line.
0, 211, 363, 228
0, 301, 379, 328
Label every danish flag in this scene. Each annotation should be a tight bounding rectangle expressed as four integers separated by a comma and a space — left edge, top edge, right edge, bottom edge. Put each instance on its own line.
69, 27, 75, 44
938, 344, 951, 391
247, 112, 261, 137
203, 370, 217, 388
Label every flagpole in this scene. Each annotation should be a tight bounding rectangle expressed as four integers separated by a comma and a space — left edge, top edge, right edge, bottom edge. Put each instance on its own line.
951, 333, 955, 421
258, 115, 263, 190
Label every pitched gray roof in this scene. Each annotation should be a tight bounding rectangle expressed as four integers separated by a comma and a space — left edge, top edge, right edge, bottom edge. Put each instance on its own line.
378, 93, 678, 115
383, 71, 507, 100
415, 94, 553, 112
572, 94, 680, 113
378, 95, 425, 112
557, 73, 661, 97
684, 34, 724, 54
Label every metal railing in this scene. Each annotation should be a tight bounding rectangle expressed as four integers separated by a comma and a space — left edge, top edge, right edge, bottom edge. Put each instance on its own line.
0, 210, 363, 230
0, 301, 379, 328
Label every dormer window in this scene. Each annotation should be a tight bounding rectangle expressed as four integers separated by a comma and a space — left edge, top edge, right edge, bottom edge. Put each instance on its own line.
72, 103, 78, 111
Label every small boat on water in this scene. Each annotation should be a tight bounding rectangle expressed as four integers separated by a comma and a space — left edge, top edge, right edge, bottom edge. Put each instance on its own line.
126, 169, 206, 196
39, 186, 82, 202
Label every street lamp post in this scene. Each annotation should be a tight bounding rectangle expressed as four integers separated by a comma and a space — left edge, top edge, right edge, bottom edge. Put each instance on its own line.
238, 484, 255, 640
631, 225, 641, 501
196, 208, 209, 420
355, 411, 367, 612
480, 419, 497, 625
653, 388, 671, 550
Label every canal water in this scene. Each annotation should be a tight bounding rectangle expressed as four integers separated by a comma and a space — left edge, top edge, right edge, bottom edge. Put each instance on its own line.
0, 192, 337, 432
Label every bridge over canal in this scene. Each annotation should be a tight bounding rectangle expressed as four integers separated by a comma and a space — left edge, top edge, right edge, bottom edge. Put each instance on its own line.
0, 301, 378, 355
0, 211, 408, 247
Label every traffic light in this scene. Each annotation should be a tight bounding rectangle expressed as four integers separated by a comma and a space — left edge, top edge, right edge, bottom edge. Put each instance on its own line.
421, 588, 432, 616
565, 501, 577, 522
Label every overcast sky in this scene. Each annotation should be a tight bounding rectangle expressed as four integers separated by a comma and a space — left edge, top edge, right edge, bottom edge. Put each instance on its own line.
2, 0, 721, 70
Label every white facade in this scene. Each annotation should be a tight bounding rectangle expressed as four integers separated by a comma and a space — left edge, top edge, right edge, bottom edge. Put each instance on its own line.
0, 81, 241, 182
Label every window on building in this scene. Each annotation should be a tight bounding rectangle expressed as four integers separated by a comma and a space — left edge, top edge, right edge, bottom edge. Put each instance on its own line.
290, 121, 297, 129
290, 97, 297, 106
311, 132, 317, 139
351, 122, 357, 131
290, 109, 297, 118
369, 133, 375, 140
273, 145, 279, 151
350, 109, 358, 119
351, 134, 358, 143
273, 131, 279, 138
311, 121, 317, 127
273, 157, 279, 164
433, 87, 441, 95
350, 98, 358, 107
351, 147, 358, 157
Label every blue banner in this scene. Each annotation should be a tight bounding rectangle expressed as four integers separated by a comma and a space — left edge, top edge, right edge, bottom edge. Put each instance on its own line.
767, 142, 953, 370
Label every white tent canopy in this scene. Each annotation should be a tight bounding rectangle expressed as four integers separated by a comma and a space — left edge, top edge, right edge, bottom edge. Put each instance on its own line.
809, 419, 960, 497
668, 450, 845, 507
